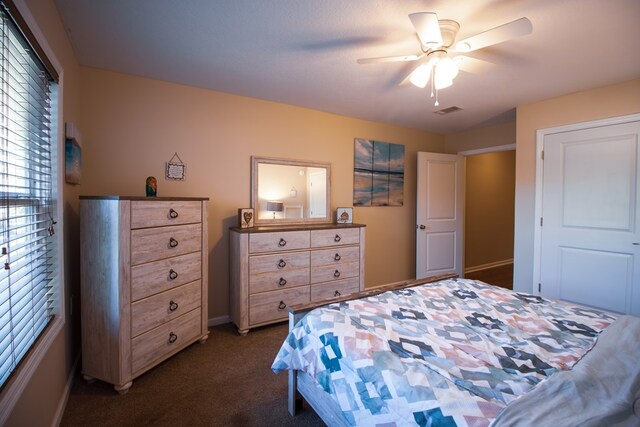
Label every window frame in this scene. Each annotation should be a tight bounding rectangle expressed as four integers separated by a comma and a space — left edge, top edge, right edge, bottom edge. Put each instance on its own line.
0, 0, 65, 423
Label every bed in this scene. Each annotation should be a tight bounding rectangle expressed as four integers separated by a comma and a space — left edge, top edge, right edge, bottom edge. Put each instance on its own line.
272, 274, 640, 426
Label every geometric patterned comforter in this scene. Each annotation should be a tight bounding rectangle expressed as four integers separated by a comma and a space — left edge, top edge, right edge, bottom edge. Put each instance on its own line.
272, 278, 616, 426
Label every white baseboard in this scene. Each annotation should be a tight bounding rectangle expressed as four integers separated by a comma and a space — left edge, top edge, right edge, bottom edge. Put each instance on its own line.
52, 351, 80, 427
464, 259, 513, 275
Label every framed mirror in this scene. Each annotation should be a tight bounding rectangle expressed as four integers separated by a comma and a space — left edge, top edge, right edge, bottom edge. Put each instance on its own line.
251, 156, 331, 225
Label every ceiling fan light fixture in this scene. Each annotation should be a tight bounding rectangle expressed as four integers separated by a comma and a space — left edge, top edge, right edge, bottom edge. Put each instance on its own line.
436, 57, 459, 81
409, 63, 432, 88
434, 75, 453, 90
409, 12, 443, 48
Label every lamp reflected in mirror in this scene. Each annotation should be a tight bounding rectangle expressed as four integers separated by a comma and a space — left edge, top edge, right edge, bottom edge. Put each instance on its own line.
266, 200, 284, 219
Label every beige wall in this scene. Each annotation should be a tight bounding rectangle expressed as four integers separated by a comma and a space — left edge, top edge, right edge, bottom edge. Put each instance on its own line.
465, 151, 515, 268
444, 121, 516, 153
513, 78, 640, 292
78, 67, 445, 320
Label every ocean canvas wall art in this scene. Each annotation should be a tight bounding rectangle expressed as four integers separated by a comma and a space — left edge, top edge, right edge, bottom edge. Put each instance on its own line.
353, 138, 404, 206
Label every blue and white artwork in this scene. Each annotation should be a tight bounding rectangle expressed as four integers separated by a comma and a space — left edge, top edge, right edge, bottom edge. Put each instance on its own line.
65, 138, 81, 185
353, 138, 404, 206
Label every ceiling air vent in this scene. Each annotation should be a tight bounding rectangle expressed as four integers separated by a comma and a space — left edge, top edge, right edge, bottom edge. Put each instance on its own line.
434, 106, 462, 115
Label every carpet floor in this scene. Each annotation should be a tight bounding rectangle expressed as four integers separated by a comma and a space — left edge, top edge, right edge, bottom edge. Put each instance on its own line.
61, 322, 325, 427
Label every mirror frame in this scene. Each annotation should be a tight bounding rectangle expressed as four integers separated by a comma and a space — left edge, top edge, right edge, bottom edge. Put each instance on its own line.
251, 156, 332, 226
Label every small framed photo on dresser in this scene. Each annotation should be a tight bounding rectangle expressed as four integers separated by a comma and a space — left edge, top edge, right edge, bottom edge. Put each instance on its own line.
238, 208, 254, 228
336, 207, 353, 224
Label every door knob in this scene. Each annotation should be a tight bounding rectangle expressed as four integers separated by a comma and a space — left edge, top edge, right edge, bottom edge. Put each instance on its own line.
419, 224, 426, 230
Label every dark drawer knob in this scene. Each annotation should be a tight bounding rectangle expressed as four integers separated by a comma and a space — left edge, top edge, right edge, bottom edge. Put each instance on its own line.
334, 253, 341, 261
277, 259, 287, 268
169, 237, 179, 248
334, 290, 341, 297
334, 270, 341, 278
168, 269, 178, 280
278, 277, 287, 287
168, 332, 178, 344
278, 238, 287, 247
278, 301, 287, 310
334, 234, 341, 242
169, 300, 178, 312
168, 208, 179, 219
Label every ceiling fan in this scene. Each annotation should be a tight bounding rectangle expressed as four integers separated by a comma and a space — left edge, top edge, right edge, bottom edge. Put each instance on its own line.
358, 12, 533, 106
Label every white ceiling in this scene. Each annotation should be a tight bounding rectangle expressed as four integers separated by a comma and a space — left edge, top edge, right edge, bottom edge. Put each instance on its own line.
53, 0, 640, 134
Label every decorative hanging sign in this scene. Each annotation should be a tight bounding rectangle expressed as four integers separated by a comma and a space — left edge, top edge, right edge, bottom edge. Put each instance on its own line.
165, 152, 186, 181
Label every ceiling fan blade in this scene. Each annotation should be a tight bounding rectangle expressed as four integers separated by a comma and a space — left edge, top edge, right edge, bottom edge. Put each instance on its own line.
357, 53, 423, 64
409, 12, 443, 48
454, 17, 532, 53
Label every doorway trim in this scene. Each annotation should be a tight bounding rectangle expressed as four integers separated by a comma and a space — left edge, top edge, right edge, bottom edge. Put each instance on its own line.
532, 112, 640, 295
458, 143, 516, 156
457, 143, 516, 279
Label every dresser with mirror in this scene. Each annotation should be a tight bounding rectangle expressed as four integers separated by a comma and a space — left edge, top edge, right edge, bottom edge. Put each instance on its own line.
230, 157, 365, 335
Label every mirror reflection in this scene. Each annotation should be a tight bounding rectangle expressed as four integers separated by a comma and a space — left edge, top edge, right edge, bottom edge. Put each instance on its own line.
251, 157, 331, 225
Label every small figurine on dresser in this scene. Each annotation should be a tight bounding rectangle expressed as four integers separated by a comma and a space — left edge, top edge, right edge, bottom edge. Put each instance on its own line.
145, 176, 157, 197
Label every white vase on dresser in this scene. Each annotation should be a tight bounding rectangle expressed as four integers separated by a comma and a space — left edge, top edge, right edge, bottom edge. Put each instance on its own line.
79, 196, 209, 394
230, 223, 365, 335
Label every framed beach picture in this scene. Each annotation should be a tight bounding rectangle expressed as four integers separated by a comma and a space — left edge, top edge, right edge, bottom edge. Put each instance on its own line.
353, 138, 404, 206
65, 138, 82, 185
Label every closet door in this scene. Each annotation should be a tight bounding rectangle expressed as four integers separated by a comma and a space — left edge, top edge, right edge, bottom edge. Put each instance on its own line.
539, 120, 640, 316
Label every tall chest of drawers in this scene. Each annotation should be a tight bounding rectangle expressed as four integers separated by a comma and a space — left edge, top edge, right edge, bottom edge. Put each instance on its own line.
80, 196, 209, 393
230, 224, 365, 335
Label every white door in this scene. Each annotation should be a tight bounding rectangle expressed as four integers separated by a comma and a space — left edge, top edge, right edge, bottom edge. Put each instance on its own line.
416, 152, 464, 279
540, 120, 640, 316
308, 170, 326, 218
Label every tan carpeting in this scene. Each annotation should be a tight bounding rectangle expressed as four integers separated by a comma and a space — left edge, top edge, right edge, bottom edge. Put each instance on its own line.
61, 322, 325, 427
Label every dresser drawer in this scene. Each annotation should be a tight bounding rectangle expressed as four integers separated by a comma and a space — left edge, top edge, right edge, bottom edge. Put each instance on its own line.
311, 261, 359, 284
311, 246, 360, 267
311, 228, 359, 247
131, 252, 201, 301
249, 286, 309, 325
131, 223, 202, 265
249, 268, 310, 294
249, 231, 309, 253
249, 252, 310, 275
311, 277, 360, 301
131, 308, 201, 375
130, 201, 202, 229
131, 281, 201, 337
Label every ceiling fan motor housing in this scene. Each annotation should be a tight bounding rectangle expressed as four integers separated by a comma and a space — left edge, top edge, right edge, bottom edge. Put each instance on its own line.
436, 20, 460, 49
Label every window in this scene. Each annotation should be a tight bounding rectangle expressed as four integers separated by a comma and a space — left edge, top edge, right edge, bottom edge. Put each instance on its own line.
0, 1, 58, 389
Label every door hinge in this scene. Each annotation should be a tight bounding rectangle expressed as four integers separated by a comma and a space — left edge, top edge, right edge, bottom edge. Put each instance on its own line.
540, 217, 543, 226
541, 150, 544, 160
538, 283, 541, 292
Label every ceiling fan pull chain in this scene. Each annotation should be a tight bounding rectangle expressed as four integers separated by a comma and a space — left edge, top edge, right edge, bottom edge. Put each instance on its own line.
432, 64, 439, 106
430, 68, 435, 98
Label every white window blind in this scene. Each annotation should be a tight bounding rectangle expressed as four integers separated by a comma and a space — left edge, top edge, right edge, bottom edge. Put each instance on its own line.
0, 2, 56, 388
